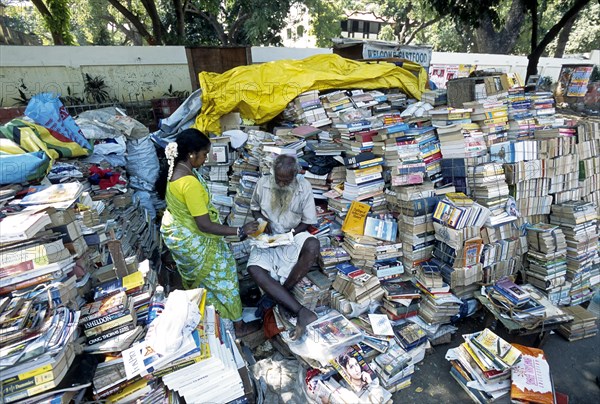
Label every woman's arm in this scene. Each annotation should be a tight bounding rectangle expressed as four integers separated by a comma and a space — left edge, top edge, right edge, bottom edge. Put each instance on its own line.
194, 214, 237, 236
194, 214, 259, 237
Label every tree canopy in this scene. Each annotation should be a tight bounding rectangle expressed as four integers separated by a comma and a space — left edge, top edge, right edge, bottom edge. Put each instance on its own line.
5, 0, 598, 76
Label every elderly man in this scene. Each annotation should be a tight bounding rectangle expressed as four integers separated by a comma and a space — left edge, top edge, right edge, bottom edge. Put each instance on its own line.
247, 154, 320, 338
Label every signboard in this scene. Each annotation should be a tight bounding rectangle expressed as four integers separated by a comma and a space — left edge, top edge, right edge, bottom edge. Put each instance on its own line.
362, 43, 432, 69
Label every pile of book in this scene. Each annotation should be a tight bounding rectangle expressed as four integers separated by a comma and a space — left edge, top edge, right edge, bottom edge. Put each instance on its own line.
525, 223, 568, 301
414, 261, 462, 324
446, 328, 523, 403
380, 281, 421, 321
550, 201, 599, 305
484, 277, 545, 322
331, 262, 384, 315
557, 305, 598, 341
292, 273, 331, 311
203, 136, 235, 219
577, 120, 600, 218
319, 246, 352, 281
0, 291, 80, 403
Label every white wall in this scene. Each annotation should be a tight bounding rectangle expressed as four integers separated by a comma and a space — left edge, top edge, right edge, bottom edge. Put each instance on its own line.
429, 51, 593, 83
0, 46, 191, 106
0, 45, 596, 107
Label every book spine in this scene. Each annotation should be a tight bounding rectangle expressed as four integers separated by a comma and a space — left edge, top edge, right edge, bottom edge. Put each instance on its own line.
4, 378, 59, 403
94, 375, 144, 399
80, 303, 126, 324
1, 362, 54, 385
1, 369, 57, 396
86, 322, 135, 345
84, 314, 132, 337
82, 310, 130, 330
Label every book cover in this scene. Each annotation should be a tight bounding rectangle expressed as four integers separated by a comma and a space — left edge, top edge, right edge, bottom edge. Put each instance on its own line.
472, 328, 522, 368
363, 217, 397, 242
510, 344, 554, 404
79, 292, 128, 324
341, 201, 370, 235
330, 345, 377, 393
393, 322, 427, 350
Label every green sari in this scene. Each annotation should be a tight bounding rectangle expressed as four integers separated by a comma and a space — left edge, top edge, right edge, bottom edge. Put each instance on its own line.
160, 173, 242, 321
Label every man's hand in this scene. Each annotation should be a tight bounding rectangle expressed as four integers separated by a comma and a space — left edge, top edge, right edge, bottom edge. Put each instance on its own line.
264, 221, 273, 235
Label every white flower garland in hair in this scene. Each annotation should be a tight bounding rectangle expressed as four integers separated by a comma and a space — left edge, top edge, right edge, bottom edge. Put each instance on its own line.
165, 142, 178, 180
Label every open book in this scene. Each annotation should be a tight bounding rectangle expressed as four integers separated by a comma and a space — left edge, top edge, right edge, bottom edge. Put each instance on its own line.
249, 232, 293, 248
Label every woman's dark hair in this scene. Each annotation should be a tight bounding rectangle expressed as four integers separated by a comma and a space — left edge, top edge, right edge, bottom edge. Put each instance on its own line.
338, 354, 352, 369
155, 128, 211, 199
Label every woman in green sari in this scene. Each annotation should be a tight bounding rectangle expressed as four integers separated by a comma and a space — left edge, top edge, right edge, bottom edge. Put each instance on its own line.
158, 129, 259, 335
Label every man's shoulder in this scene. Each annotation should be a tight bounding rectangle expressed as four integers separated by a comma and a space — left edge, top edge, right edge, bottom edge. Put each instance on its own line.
297, 176, 313, 190
256, 175, 271, 188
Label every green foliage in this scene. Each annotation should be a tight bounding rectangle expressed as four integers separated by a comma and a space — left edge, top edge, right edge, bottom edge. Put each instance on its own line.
44, 0, 76, 44
60, 86, 85, 106
305, 0, 344, 48
163, 84, 190, 99
12, 79, 30, 106
427, 0, 504, 28
83, 74, 111, 104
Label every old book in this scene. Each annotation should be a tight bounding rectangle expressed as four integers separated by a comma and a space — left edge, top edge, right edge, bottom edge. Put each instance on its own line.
341, 201, 371, 235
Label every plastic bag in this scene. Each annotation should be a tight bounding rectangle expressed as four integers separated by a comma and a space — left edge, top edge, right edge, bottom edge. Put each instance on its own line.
126, 135, 159, 191
25, 93, 92, 156
0, 150, 50, 185
158, 89, 202, 135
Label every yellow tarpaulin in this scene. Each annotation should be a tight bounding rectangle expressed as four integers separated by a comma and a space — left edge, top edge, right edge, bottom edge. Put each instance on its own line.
195, 54, 427, 134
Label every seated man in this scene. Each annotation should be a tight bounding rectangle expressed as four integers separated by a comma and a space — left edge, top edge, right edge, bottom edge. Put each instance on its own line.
247, 154, 320, 338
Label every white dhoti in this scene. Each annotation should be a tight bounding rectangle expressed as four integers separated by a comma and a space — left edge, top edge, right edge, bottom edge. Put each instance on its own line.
247, 232, 315, 285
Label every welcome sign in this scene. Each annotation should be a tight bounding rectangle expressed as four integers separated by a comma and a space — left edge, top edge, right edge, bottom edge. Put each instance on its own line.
362, 43, 433, 69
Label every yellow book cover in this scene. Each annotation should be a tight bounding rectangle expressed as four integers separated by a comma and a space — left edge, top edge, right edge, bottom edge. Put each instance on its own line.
122, 271, 144, 291
341, 201, 370, 235
474, 328, 522, 367
106, 379, 149, 403
348, 165, 384, 177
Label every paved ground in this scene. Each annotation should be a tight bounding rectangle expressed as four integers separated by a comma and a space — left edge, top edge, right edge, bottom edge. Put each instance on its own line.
392, 315, 600, 403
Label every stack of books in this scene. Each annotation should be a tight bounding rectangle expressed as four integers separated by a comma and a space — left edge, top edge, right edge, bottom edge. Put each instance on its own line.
371, 341, 414, 391
342, 233, 403, 272
79, 291, 139, 348
414, 261, 462, 324
421, 89, 447, 106
550, 201, 598, 305
319, 246, 351, 281
331, 262, 384, 305
525, 223, 568, 298
577, 120, 600, 218
446, 329, 522, 403
285, 90, 331, 128
380, 281, 420, 321
557, 305, 598, 341
292, 276, 329, 311
387, 195, 439, 273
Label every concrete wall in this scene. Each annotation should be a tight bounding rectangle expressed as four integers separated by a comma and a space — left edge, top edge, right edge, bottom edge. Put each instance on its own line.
0, 45, 596, 107
0, 46, 191, 106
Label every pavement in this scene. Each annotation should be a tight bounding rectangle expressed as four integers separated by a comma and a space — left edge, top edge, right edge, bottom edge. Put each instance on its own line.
392, 315, 600, 403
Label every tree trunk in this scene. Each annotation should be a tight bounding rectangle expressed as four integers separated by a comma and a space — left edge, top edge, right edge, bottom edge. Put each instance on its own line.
107, 0, 158, 45
526, 0, 591, 79
553, 13, 578, 58
140, 0, 164, 44
173, 0, 186, 39
31, 0, 65, 45
473, 0, 527, 54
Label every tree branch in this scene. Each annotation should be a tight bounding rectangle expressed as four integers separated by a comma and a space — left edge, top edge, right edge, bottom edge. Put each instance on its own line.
172, 0, 186, 38
140, 0, 164, 44
527, 0, 592, 77
107, 0, 156, 44
405, 16, 443, 44
185, 3, 228, 44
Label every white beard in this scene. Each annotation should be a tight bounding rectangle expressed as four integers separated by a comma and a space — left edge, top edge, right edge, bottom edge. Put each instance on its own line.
270, 177, 298, 215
